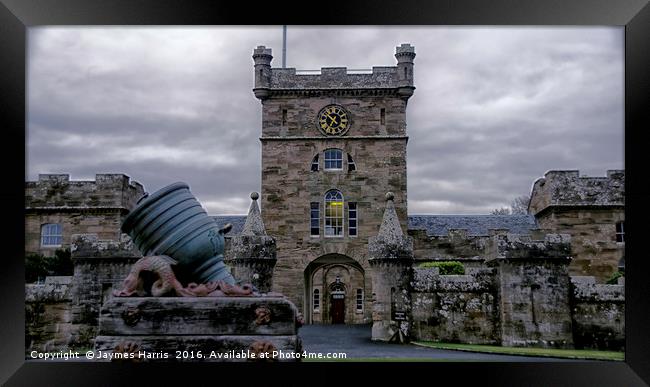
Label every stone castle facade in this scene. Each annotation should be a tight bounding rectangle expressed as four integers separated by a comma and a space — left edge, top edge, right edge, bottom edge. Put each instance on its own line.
24, 44, 625, 353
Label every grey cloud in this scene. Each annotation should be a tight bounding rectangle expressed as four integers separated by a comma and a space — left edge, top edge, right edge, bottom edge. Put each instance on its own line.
27, 27, 623, 215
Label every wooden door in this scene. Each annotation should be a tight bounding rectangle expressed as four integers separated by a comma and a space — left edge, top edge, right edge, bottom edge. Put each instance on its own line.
331, 298, 345, 324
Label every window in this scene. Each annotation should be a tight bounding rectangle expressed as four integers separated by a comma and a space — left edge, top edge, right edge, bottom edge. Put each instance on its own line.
356, 289, 363, 312
324, 149, 343, 170
348, 202, 357, 237
41, 223, 62, 247
313, 289, 320, 312
347, 154, 356, 172
324, 190, 344, 237
616, 221, 625, 242
310, 202, 320, 237
380, 108, 385, 125
311, 154, 319, 172
282, 109, 287, 126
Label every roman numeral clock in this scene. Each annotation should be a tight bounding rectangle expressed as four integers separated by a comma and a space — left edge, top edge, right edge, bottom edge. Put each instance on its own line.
318, 105, 350, 136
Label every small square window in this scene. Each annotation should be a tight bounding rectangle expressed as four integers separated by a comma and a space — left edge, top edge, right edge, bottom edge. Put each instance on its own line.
41, 223, 62, 247
324, 149, 343, 171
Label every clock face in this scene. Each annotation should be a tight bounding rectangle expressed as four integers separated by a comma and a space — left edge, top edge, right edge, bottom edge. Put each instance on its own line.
318, 105, 350, 136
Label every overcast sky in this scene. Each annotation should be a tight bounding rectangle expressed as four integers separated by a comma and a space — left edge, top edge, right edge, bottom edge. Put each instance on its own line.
27, 26, 624, 215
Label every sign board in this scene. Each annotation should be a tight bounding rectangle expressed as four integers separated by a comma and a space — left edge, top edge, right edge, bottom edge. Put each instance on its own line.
392, 310, 407, 321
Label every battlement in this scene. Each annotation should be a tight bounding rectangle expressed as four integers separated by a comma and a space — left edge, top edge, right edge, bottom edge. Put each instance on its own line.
26, 173, 145, 211
528, 170, 624, 216
253, 44, 415, 99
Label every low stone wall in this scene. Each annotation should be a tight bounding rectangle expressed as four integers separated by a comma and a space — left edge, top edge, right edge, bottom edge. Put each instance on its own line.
411, 267, 498, 344
25, 278, 73, 354
570, 276, 625, 351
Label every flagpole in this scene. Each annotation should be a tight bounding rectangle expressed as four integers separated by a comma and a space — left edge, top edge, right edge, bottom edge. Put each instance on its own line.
282, 25, 287, 68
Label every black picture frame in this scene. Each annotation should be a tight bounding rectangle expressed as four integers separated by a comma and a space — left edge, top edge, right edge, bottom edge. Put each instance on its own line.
1, 0, 648, 385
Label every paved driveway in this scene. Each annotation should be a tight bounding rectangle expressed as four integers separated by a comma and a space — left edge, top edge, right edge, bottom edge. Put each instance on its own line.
299, 324, 584, 362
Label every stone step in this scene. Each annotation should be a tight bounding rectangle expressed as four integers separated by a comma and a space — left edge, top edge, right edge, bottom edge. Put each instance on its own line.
99, 296, 299, 336
94, 334, 302, 362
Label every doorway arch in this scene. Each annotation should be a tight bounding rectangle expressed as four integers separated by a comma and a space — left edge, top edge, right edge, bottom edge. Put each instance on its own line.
304, 254, 366, 324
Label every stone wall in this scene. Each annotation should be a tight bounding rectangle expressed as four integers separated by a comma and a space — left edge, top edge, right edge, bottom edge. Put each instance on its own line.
570, 276, 625, 351
25, 277, 73, 354
25, 174, 145, 256
487, 234, 574, 348
411, 267, 498, 344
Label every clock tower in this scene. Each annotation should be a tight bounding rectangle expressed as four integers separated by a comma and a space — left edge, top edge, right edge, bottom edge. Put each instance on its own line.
252, 44, 416, 324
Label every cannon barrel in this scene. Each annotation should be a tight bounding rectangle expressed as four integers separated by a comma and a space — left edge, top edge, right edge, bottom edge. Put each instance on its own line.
121, 182, 235, 285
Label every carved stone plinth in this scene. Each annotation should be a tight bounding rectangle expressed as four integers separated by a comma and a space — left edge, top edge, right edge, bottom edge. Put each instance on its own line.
94, 296, 302, 362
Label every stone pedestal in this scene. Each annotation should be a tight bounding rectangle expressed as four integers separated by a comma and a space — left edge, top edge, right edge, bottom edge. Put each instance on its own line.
95, 296, 302, 362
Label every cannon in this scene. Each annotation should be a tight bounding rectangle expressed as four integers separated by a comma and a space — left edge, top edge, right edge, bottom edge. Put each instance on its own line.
121, 182, 236, 286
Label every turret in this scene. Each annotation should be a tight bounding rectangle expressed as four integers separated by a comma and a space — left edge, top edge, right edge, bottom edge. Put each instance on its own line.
252, 46, 273, 100
395, 43, 416, 97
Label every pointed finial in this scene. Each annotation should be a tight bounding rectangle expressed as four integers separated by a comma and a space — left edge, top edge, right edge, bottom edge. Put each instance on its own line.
241, 192, 266, 236
377, 192, 404, 243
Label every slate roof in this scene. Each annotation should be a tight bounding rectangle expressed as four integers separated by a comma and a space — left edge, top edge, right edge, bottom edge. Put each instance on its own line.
408, 215, 539, 236
213, 214, 539, 237
212, 215, 247, 236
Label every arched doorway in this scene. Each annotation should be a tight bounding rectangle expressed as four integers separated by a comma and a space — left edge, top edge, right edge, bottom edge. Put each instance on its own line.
303, 254, 367, 325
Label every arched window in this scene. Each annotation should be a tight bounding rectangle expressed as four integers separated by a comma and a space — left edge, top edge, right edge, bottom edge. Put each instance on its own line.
41, 223, 62, 247
313, 289, 320, 312
324, 149, 343, 170
324, 190, 344, 237
311, 154, 319, 171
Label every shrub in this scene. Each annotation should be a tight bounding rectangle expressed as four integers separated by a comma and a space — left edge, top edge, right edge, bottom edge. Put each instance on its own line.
418, 261, 465, 275
606, 271, 624, 285
48, 248, 73, 276
25, 253, 48, 283
25, 248, 73, 283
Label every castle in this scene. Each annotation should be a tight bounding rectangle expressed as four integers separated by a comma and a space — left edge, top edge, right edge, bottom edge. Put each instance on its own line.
25, 44, 625, 353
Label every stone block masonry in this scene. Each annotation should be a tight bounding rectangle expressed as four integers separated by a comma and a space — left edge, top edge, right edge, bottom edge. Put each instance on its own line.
68, 234, 142, 349
25, 174, 145, 256
411, 268, 498, 344
570, 276, 625, 351
487, 234, 574, 348
25, 278, 73, 354
529, 170, 624, 282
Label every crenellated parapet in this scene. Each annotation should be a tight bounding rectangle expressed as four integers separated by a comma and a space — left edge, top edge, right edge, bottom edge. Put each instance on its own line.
25, 173, 145, 212
253, 44, 416, 100
528, 170, 624, 216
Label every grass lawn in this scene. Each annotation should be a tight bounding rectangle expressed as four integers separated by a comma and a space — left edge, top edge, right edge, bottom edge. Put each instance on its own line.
412, 341, 624, 361
303, 357, 476, 362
